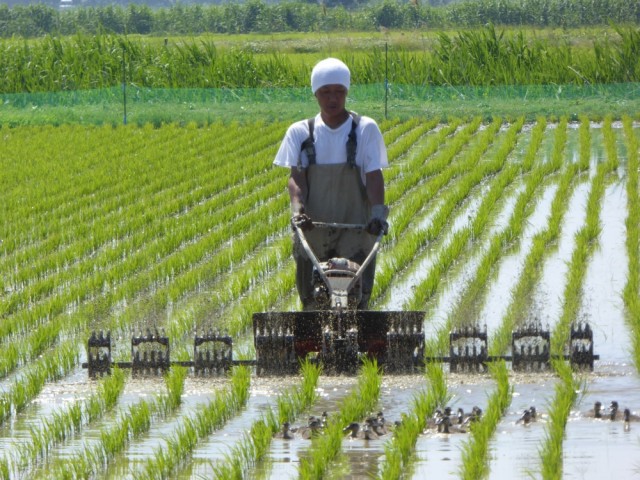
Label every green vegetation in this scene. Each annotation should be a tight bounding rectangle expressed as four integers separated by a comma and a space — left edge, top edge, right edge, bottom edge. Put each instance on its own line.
0, 111, 636, 477
622, 117, 640, 369
1, 26, 639, 125
1, 0, 639, 38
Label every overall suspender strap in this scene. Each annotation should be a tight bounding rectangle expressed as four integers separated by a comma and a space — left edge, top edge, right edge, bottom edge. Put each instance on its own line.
300, 117, 316, 168
346, 112, 360, 168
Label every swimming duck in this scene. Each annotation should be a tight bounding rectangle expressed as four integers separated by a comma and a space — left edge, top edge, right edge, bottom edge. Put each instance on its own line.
608, 401, 619, 421
456, 406, 483, 426
584, 401, 603, 419
343, 421, 379, 440
297, 418, 323, 439
437, 414, 467, 434
368, 412, 388, 436
516, 408, 533, 425
274, 422, 296, 439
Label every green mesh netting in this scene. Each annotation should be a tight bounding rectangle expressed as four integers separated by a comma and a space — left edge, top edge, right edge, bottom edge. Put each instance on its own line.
1, 83, 639, 125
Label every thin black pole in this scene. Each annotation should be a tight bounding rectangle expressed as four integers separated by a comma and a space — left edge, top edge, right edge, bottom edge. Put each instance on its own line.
122, 46, 127, 125
384, 42, 388, 120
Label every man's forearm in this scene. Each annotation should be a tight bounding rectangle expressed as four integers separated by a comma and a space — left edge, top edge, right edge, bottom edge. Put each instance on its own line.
365, 169, 385, 206
288, 168, 308, 214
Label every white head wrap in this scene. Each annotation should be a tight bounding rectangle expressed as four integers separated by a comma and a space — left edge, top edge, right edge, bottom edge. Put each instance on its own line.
311, 58, 350, 94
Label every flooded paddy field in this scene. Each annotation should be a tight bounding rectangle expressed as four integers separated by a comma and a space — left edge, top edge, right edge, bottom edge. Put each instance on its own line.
1, 118, 639, 479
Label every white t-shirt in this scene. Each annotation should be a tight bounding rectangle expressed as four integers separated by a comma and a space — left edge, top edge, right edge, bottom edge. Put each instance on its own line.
273, 113, 388, 184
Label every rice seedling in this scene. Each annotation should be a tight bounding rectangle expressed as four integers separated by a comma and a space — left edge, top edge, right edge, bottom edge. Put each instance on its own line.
134, 365, 250, 479
0, 340, 78, 426
539, 116, 619, 479
299, 358, 382, 480
377, 362, 449, 479
211, 360, 321, 479
622, 116, 640, 369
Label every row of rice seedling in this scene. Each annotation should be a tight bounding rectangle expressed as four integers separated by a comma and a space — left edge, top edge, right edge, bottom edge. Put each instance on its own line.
377, 363, 450, 479
540, 116, 620, 479
622, 117, 640, 369
406, 118, 515, 313
0, 124, 286, 324
298, 358, 382, 480
0, 130, 289, 378
447, 118, 546, 335
132, 366, 250, 479
0, 339, 77, 426
46, 364, 191, 479
0, 125, 242, 324
378, 116, 501, 303
0, 121, 284, 306
443, 118, 585, 479
376, 119, 530, 477
211, 360, 321, 478
454, 119, 565, 479
373, 118, 486, 304
0, 367, 125, 479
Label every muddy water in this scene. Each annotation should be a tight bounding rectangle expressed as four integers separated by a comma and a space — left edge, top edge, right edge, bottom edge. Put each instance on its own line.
562, 181, 640, 480
412, 375, 498, 478
249, 376, 359, 480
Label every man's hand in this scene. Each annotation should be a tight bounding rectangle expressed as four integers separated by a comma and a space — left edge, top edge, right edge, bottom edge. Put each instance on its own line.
291, 208, 314, 231
366, 204, 389, 236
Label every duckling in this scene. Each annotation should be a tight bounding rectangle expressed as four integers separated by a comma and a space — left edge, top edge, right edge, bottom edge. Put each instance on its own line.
298, 418, 322, 439
623, 408, 640, 422
608, 401, 620, 421
456, 406, 482, 426
424, 409, 444, 431
584, 401, 603, 419
320, 411, 329, 428
437, 414, 467, 434
360, 421, 380, 440
368, 413, 388, 436
465, 406, 483, 424
516, 408, 533, 425
274, 422, 296, 440
343, 421, 379, 440
528, 406, 537, 421
624, 409, 631, 432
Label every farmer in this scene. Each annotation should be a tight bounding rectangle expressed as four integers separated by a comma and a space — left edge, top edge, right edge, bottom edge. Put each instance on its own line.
273, 57, 389, 310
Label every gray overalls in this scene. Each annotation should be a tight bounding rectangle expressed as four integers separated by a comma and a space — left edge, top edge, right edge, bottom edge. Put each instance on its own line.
293, 114, 376, 310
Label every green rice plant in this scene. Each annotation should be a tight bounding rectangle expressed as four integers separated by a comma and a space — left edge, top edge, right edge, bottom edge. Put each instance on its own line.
621, 117, 640, 369
377, 362, 449, 479
459, 361, 511, 480
211, 360, 321, 479
0, 340, 78, 427
299, 358, 382, 480
539, 117, 618, 479
134, 366, 250, 480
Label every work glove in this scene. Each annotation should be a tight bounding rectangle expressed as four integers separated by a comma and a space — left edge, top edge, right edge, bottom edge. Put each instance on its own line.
366, 204, 389, 236
291, 207, 314, 231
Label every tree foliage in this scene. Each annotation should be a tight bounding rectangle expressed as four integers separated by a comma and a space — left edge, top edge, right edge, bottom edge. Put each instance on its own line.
0, 0, 638, 38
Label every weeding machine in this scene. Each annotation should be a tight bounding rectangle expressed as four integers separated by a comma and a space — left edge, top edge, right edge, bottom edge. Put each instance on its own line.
253, 222, 426, 375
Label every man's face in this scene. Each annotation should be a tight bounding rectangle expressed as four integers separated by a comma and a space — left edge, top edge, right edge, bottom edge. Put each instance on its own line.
315, 84, 348, 125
